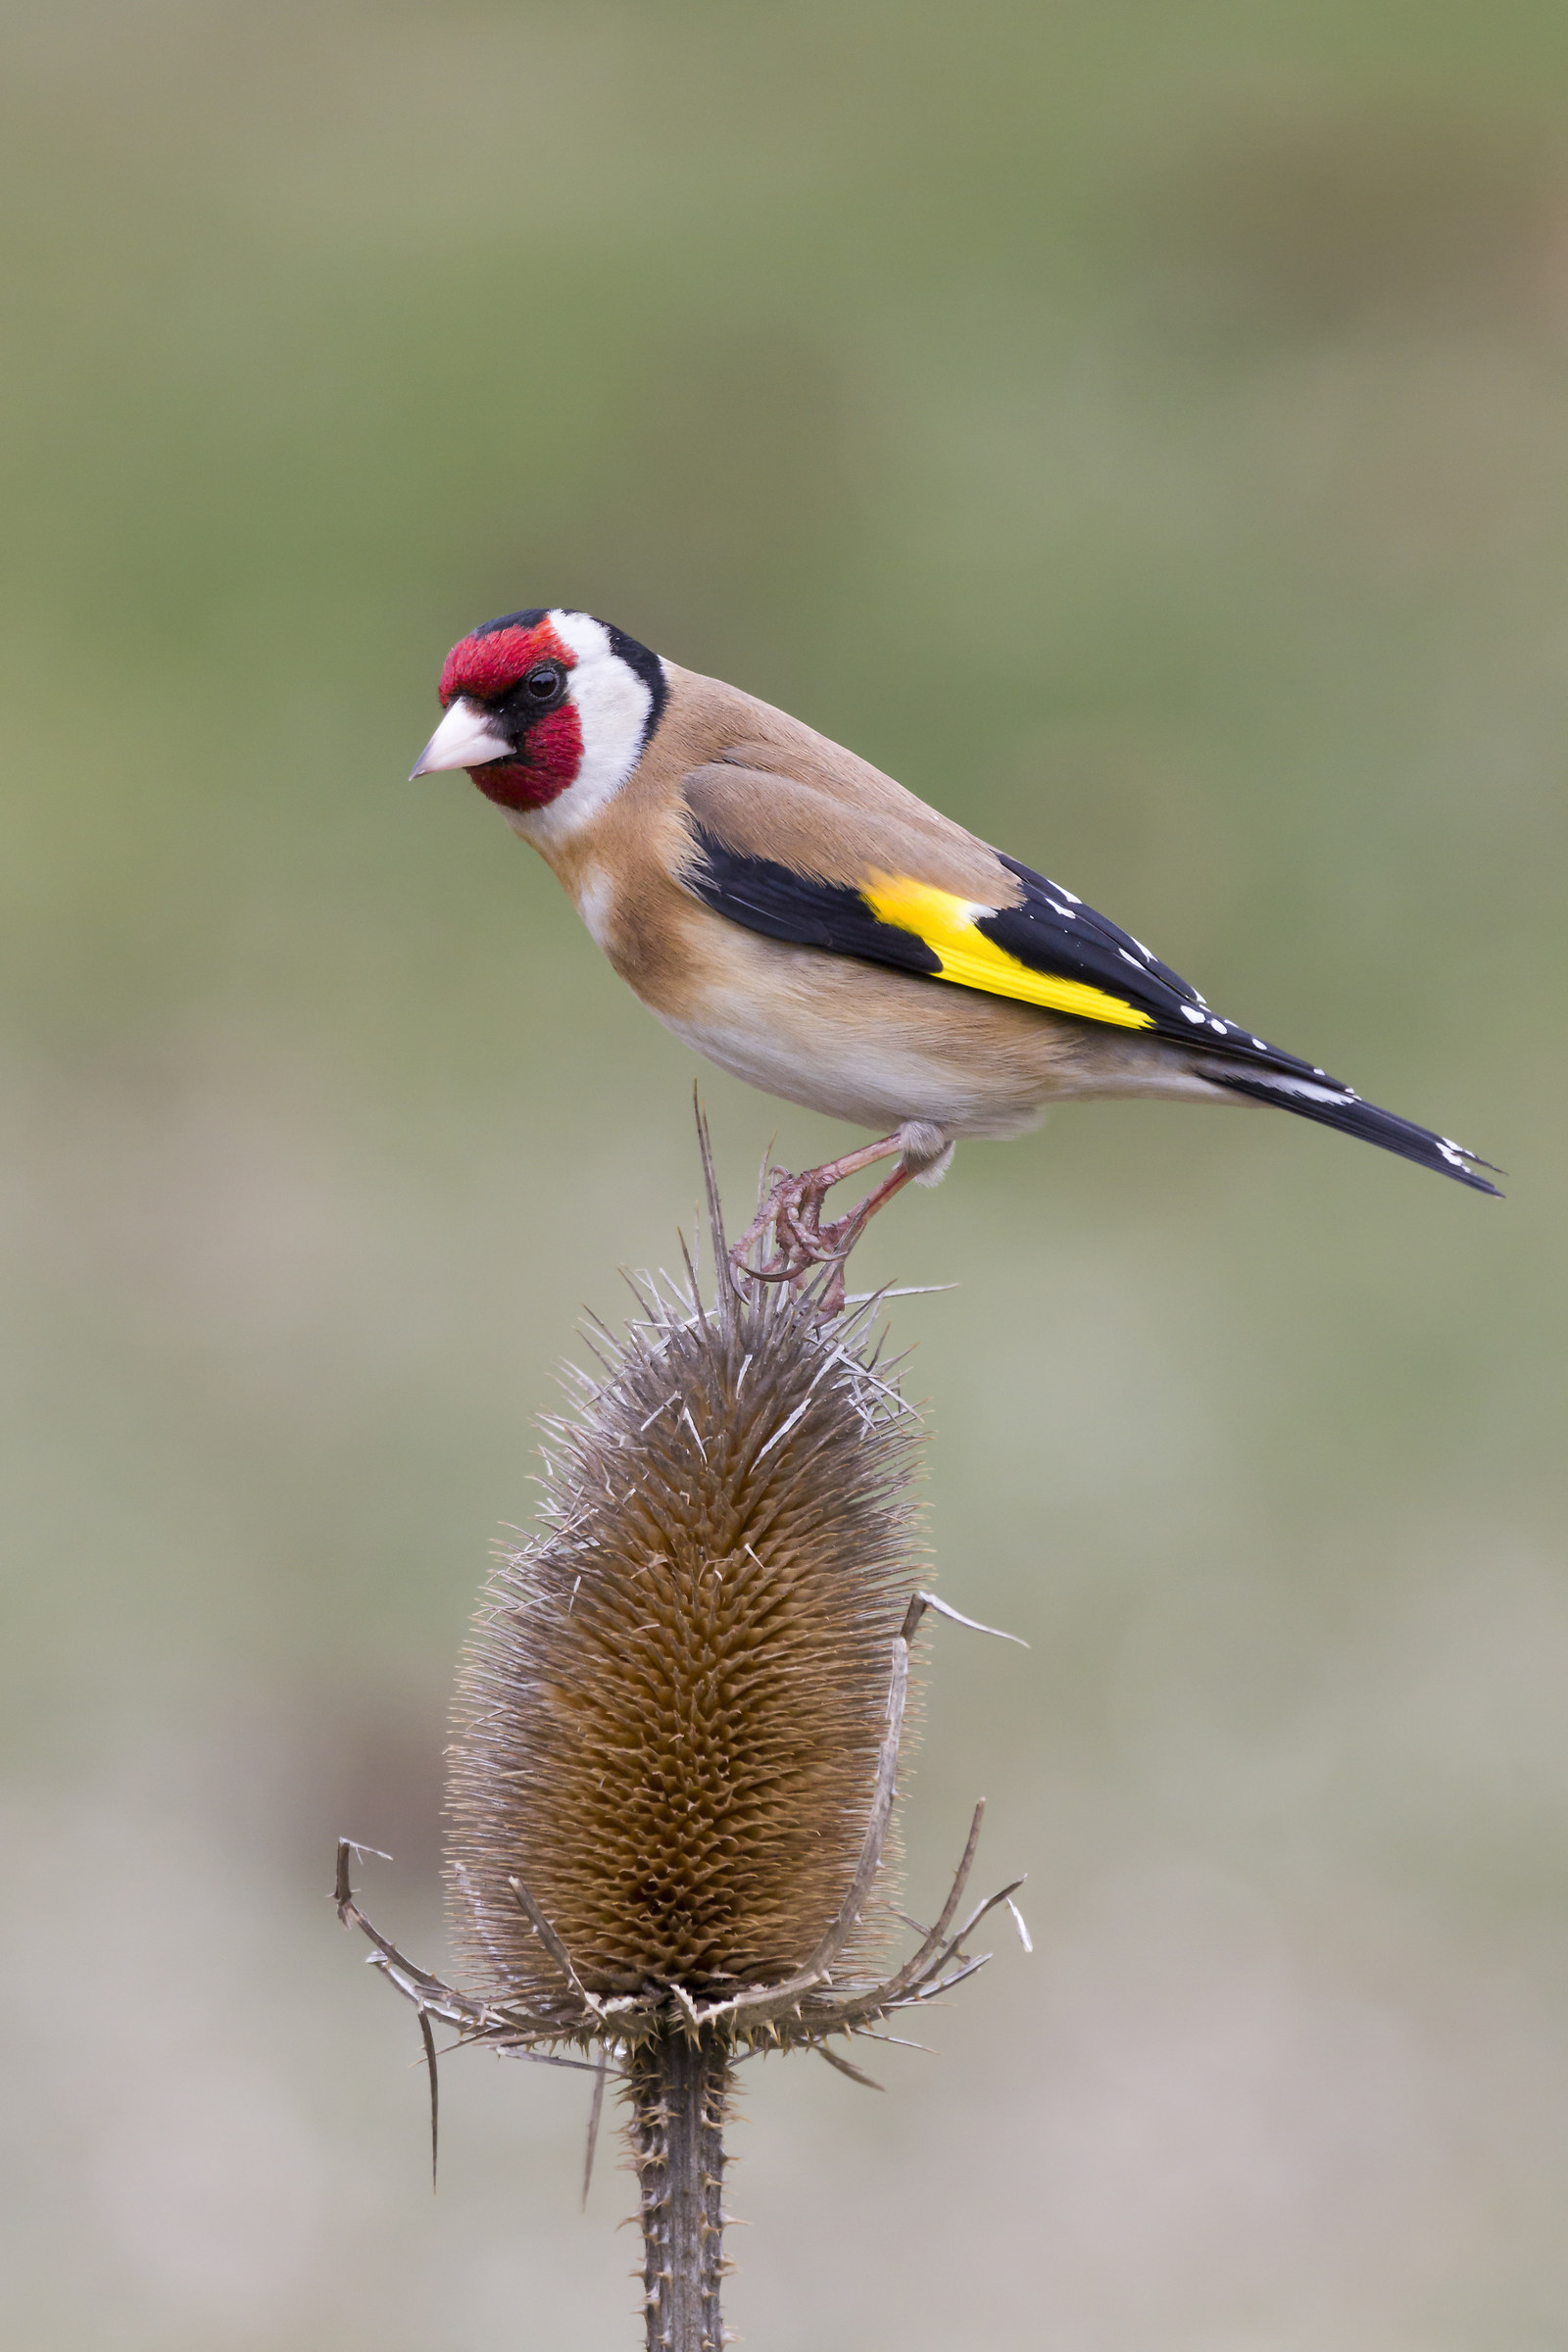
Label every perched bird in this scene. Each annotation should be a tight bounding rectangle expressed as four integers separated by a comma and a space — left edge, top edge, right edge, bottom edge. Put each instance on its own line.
412, 606, 1496, 1296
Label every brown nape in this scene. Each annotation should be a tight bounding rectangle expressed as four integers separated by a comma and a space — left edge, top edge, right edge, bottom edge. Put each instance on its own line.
445, 1265, 923, 1998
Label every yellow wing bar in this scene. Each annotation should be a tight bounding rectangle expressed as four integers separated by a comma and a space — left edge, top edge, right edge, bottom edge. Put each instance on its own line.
861, 872, 1153, 1032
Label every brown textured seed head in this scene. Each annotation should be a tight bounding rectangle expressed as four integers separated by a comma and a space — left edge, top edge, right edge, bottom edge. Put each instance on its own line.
445, 1271, 923, 2002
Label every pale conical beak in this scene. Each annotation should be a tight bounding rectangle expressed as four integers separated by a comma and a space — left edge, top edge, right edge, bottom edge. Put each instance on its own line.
410, 697, 514, 779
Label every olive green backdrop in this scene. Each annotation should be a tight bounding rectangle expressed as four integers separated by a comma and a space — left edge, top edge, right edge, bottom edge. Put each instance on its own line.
3, 4, 1565, 2346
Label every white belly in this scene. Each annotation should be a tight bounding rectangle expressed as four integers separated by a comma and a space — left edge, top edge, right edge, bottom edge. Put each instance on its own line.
621, 906, 1224, 1142
655, 1000, 1051, 1140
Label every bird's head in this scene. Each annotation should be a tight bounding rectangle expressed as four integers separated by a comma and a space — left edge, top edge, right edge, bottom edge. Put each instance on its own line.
411, 608, 666, 829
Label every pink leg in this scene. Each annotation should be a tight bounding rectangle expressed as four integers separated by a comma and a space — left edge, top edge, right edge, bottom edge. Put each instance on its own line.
729, 1128, 938, 1315
729, 1133, 903, 1276
802, 1157, 923, 1318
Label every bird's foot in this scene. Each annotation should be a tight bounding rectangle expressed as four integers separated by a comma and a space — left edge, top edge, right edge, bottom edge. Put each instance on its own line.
729, 1124, 948, 1319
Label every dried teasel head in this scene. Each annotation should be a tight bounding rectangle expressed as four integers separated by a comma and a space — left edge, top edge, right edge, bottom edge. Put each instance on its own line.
444, 1219, 924, 2013
336, 1145, 1026, 2352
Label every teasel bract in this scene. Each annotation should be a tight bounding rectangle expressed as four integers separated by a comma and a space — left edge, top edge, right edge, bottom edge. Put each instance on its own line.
336, 1131, 1025, 2352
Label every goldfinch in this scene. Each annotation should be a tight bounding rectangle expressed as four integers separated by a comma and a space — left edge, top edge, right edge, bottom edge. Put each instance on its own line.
412, 607, 1496, 1291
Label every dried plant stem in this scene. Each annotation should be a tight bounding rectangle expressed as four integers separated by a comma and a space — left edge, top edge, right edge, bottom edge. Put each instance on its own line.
627, 2030, 732, 2352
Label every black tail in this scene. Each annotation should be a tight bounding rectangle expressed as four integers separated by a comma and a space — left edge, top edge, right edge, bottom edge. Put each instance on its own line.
1207, 1068, 1500, 1195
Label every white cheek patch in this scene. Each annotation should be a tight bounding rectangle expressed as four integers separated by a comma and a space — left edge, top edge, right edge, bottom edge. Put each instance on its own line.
517, 610, 657, 847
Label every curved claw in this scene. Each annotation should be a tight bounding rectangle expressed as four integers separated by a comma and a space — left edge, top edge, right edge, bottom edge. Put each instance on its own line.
727, 1137, 925, 1320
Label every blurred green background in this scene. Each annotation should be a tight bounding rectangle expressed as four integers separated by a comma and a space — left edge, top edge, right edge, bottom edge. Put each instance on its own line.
3, 2, 1565, 2345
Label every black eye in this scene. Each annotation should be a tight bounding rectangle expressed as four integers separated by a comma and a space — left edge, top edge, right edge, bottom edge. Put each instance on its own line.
523, 662, 564, 703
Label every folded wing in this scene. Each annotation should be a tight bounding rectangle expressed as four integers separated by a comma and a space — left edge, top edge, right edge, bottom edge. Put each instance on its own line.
677, 764, 1498, 1194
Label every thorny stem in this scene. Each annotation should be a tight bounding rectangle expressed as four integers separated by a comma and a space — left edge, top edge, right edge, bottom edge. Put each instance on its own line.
626, 2030, 732, 2352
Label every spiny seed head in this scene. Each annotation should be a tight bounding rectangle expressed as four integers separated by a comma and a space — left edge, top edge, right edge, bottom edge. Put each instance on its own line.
445, 1268, 923, 2001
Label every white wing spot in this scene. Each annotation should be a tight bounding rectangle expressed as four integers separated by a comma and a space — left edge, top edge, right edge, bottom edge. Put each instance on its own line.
1046, 901, 1077, 920
1244, 1071, 1357, 1107
1179, 1004, 1206, 1025
1250, 1037, 1266, 1050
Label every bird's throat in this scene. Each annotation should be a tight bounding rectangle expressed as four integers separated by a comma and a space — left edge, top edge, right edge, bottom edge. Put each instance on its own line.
468, 703, 583, 811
